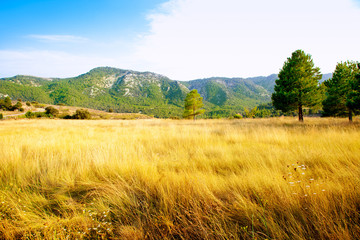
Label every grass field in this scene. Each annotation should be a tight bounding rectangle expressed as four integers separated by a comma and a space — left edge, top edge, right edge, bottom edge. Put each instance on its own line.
0, 118, 359, 239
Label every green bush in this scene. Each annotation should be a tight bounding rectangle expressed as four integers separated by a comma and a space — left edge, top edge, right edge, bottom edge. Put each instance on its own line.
19, 108, 24, 112
25, 111, 47, 119
45, 106, 59, 117
72, 109, 91, 119
12, 101, 22, 110
26, 101, 31, 106
25, 111, 34, 119
0, 113, 3, 120
108, 108, 113, 113
0, 96, 12, 110
234, 113, 243, 119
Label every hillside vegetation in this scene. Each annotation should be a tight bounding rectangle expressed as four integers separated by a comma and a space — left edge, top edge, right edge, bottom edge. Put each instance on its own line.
0, 118, 359, 239
1, 67, 332, 118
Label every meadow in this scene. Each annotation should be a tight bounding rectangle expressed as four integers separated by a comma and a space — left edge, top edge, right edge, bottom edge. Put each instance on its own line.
0, 118, 359, 239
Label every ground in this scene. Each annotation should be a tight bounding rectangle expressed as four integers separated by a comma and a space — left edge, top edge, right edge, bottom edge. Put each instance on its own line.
0, 118, 359, 239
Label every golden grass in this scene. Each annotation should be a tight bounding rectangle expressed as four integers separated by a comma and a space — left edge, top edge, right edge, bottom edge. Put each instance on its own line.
0, 117, 359, 239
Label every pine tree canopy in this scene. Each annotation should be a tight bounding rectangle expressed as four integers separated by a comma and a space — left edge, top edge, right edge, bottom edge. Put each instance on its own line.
346, 63, 360, 113
323, 61, 360, 118
271, 49, 323, 121
183, 89, 205, 120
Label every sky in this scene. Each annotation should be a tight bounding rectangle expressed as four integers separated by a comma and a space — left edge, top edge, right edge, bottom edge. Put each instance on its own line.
1, 0, 360, 80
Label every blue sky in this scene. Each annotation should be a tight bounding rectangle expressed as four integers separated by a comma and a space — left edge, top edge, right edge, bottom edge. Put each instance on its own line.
1, 0, 360, 80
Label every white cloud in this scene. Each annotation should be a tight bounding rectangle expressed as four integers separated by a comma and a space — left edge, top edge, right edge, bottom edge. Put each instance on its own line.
27, 34, 88, 43
134, 0, 360, 80
0, 50, 116, 78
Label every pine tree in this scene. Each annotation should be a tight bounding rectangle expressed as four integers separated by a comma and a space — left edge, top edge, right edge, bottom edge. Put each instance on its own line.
346, 63, 360, 121
272, 50, 323, 121
323, 61, 359, 121
183, 89, 205, 120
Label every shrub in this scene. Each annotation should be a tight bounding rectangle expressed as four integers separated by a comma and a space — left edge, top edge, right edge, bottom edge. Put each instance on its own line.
12, 101, 22, 110
25, 111, 48, 118
0, 113, 3, 120
1, 96, 12, 110
25, 111, 34, 119
26, 101, 31, 106
19, 108, 24, 112
108, 108, 114, 113
73, 109, 91, 119
45, 106, 59, 117
234, 113, 243, 119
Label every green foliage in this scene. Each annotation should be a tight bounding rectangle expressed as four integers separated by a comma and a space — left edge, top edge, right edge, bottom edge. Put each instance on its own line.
26, 101, 31, 106
72, 109, 91, 119
25, 111, 34, 118
108, 108, 113, 113
25, 111, 49, 119
323, 61, 359, 120
272, 50, 323, 121
0, 97, 23, 111
45, 106, 59, 117
204, 82, 227, 105
234, 113, 243, 119
0, 67, 279, 118
3, 96, 12, 110
183, 89, 205, 120
346, 63, 360, 116
12, 101, 22, 110
0, 113, 3, 120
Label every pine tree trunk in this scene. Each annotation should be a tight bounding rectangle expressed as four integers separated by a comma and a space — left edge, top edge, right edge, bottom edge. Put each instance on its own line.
298, 105, 303, 122
349, 109, 353, 122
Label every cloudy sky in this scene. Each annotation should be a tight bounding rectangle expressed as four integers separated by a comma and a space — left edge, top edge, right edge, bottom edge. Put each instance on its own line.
1, 0, 360, 80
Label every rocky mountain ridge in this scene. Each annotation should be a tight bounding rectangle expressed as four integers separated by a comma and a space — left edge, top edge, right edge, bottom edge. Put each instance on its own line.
0, 67, 332, 118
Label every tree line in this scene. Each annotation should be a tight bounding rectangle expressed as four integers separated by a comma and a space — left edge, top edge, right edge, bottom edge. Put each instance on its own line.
272, 49, 360, 122
183, 49, 360, 122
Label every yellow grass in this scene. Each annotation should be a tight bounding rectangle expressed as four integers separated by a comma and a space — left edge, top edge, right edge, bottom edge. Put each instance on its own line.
0, 118, 359, 239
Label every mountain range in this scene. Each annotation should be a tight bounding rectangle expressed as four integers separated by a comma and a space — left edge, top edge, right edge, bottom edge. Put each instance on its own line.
0, 67, 332, 118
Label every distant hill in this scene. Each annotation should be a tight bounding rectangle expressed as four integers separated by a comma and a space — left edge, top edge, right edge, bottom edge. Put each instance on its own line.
0, 67, 333, 118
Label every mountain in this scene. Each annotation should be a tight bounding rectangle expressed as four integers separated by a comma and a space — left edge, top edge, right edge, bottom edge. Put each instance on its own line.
0, 67, 332, 118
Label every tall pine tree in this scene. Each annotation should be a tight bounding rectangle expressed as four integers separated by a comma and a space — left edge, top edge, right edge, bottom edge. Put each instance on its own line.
272, 50, 323, 121
346, 63, 360, 121
323, 61, 360, 121
183, 89, 205, 121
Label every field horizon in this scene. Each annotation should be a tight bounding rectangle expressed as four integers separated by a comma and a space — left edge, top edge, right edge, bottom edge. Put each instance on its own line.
1, 117, 359, 239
